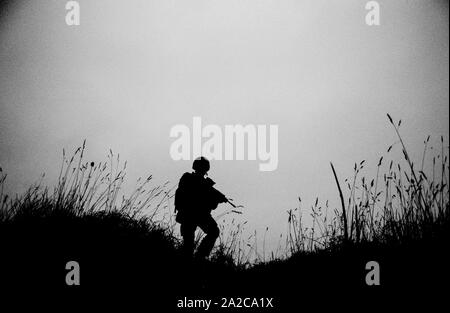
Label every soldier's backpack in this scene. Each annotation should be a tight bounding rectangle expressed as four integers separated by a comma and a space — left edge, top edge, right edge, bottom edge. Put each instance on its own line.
174, 172, 196, 223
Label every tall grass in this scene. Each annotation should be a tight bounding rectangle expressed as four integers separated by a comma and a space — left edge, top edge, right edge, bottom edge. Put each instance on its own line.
1, 140, 172, 220
286, 114, 449, 255
0, 140, 181, 263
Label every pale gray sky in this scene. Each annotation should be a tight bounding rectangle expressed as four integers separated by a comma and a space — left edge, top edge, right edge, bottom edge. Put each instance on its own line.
1, 0, 448, 253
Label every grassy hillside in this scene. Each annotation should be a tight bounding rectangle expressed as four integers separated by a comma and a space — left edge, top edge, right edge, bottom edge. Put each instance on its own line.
1, 116, 448, 310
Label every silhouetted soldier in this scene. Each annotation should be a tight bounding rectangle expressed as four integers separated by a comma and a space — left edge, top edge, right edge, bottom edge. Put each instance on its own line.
175, 157, 228, 259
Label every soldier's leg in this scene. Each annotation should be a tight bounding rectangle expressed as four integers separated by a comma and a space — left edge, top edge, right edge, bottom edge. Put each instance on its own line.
196, 215, 220, 259
180, 223, 196, 258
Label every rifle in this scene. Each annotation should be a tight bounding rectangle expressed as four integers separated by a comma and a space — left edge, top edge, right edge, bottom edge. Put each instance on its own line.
204, 176, 242, 210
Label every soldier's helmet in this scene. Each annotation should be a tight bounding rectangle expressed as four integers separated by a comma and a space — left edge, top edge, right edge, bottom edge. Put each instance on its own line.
192, 156, 210, 173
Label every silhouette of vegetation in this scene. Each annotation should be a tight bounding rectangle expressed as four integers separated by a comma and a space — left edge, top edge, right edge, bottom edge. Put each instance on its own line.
0, 115, 448, 308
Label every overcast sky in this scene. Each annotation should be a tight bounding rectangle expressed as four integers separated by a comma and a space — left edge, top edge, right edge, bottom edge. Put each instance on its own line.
1, 0, 448, 253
